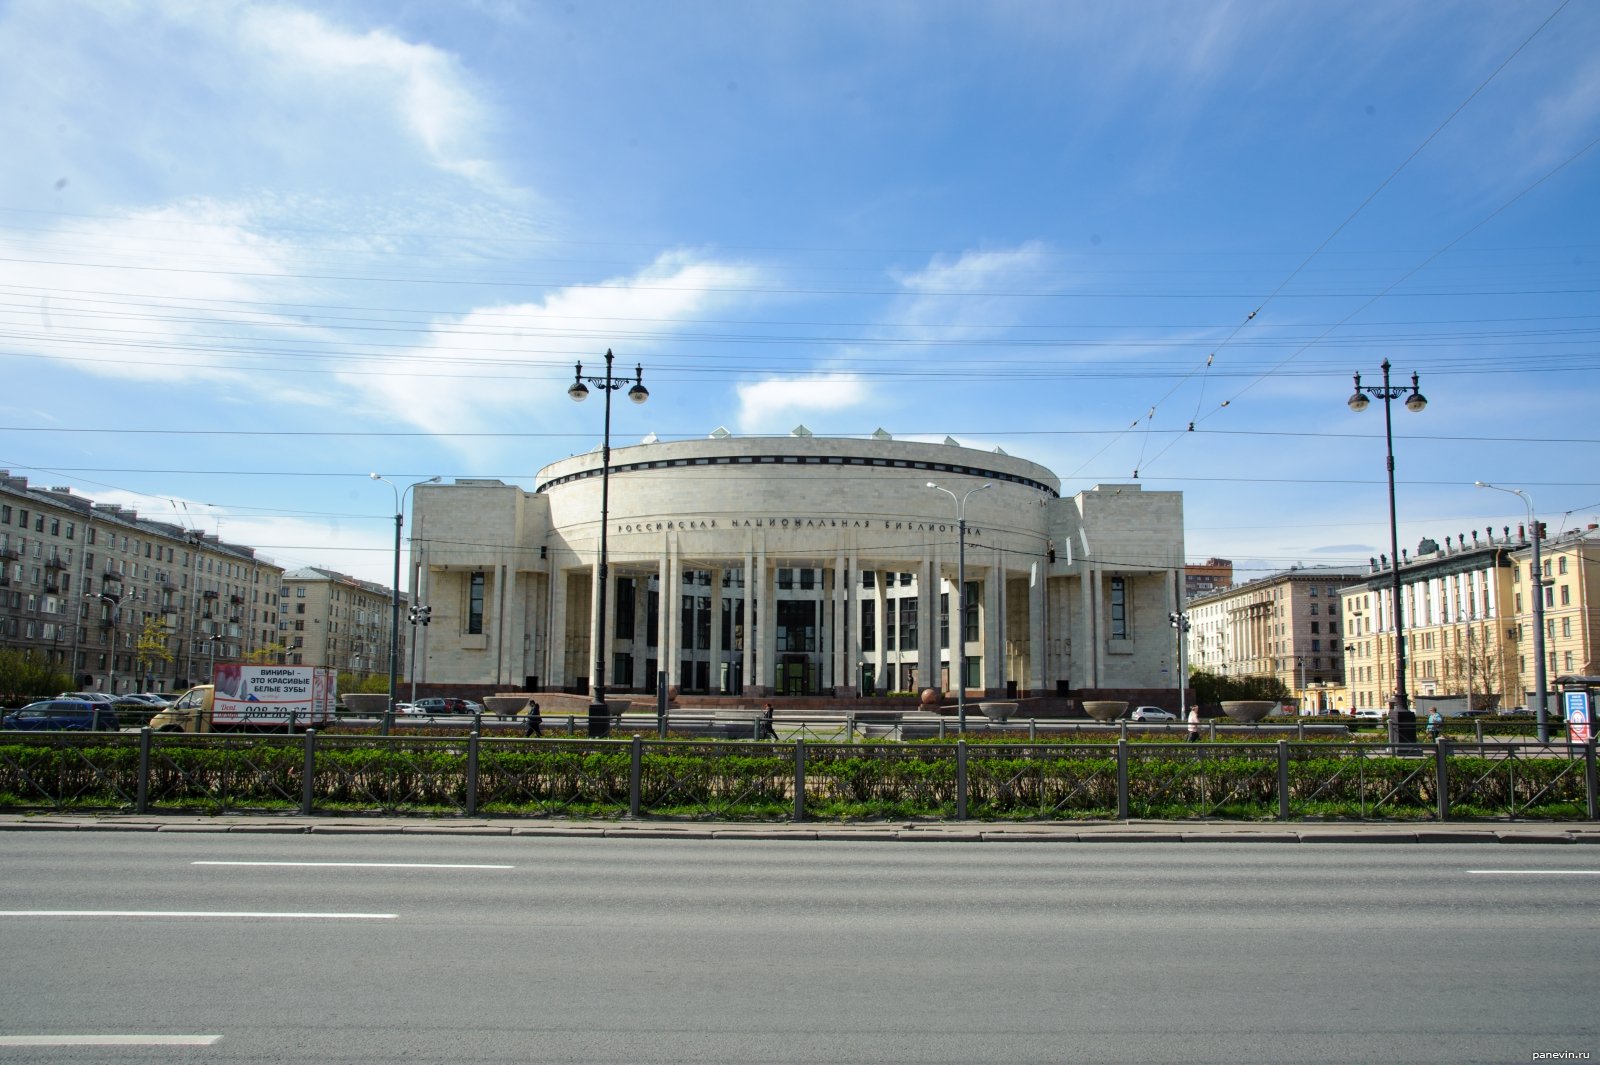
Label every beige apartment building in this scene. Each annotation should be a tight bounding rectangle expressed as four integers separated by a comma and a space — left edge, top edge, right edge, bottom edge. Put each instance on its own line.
1340, 531, 1521, 714
0, 471, 283, 694
279, 567, 405, 682
1509, 524, 1600, 692
1185, 565, 1366, 713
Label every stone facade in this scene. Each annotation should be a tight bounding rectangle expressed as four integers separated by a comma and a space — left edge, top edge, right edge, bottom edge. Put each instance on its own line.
410, 436, 1185, 702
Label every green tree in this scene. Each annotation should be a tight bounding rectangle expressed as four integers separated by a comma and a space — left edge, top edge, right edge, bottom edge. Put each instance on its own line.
242, 642, 288, 665
1189, 669, 1290, 706
0, 649, 73, 705
135, 618, 173, 688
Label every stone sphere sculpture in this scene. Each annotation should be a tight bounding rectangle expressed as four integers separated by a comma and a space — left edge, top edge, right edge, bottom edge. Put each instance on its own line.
920, 687, 941, 707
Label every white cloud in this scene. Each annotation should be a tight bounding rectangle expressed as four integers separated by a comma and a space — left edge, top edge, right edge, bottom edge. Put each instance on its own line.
351, 250, 767, 448
735, 373, 869, 433
237, 7, 503, 189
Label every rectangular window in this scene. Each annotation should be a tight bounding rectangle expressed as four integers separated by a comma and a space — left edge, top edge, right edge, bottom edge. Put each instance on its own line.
647, 588, 659, 646
899, 596, 918, 652
614, 577, 636, 639
1560, 585, 1570, 606
777, 568, 793, 590
799, 568, 814, 591
1563, 617, 1572, 638
862, 570, 875, 589
939, 591, 949, 650
696, 595, 711, 651
1110, 577, 1127, 639
885, 599, 896, 651
963, 582, 980, 644
468, 572, 485, 634
861, 600, 875, 653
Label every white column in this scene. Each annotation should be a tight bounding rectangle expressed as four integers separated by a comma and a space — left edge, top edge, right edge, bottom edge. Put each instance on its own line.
834, 549, 850, 696
548, 567, 569, 689
917, 550, 936, 694
742, 548, 754, 694
656, 550, 670, 691
1029, 562, 1046, 695
665, 537, 681, 692
982, 560, 1003, 695
754, 541, 769, 693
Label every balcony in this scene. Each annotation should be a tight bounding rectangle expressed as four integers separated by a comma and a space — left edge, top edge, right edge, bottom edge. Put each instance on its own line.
44, 555, 66, 570
229, 593, 245, 605
0, 545, 18, 561
202, 589, 219, 600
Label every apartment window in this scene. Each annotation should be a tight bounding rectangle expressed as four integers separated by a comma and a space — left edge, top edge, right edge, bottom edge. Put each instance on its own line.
1560, 585, 1570, 606
1562, 617, 1572, 638
1310, 604, 1318, 615
296, 586, 306, 598
1310, 622, 1319, 634
468, 572, 485, 635
1559, 557, 1568, 575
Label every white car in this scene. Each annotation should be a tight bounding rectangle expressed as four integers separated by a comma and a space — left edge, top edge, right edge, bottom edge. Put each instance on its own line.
1129, 706, 1177, 722
1352, 707, 1388, 721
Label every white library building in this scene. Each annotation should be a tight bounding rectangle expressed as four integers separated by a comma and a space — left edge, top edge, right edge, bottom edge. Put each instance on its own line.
409, 433, 1185, 703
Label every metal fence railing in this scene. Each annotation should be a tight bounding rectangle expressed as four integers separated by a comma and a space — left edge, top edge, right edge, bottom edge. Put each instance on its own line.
1, 730, 1596, 823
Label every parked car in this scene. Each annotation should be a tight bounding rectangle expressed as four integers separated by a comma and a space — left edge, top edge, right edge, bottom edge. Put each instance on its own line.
4, 699, 122, 731
393, 702, 421, 714
57, 691, 117, 705
410, 697, 481, 715
133, 692, 175, 708
1129, 706, 1176, 722
1352, 707, 1388, 721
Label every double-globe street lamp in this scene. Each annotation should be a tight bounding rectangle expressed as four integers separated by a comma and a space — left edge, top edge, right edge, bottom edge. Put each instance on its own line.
569, 349, 648, 738
1347, 359, 1427, 743
370, 473, 441, 736
927, 481, 991, 734
1475, 481, 1550, 742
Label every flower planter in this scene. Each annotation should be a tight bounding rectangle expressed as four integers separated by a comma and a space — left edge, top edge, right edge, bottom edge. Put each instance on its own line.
1221, 700, 1277, 723
1082, 700, 1128, 722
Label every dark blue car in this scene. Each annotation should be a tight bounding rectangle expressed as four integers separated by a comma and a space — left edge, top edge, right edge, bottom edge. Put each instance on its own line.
2, 699, 122, 731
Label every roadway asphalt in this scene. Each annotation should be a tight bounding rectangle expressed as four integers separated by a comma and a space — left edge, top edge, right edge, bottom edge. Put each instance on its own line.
4, 813, 1599, 843
2, 832, 1596, 1064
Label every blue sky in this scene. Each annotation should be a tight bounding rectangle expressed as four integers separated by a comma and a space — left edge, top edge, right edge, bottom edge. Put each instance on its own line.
1, 0, 1596, 586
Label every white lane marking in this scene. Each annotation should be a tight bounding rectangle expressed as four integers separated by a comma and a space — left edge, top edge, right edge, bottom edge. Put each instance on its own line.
0, 1035, 223, 1046
192, 861, 513, 869
0, 910, 396, 919
1468, 870, 1600, 875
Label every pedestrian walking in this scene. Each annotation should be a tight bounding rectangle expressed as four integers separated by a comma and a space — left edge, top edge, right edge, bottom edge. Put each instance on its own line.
524, 698, 542, 738
1186, 706, 1201, 743
1426, 706, 1443, 741
761, 702, 777, 740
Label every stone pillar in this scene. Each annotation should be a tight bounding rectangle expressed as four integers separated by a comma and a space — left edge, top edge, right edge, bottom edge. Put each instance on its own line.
548, 565, 569, 689
984, 558, 1003, 696
665, 538, 681, 693
917, 550, 937, 696
710, 566, 724, 693
836, 548, 855, 697
753, 541, 769, 694
1028, 561, 1047, 695
742, 548, 754, 695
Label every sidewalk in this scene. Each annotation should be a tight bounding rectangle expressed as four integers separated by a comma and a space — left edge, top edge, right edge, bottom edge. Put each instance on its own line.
3, 813, 1598, 844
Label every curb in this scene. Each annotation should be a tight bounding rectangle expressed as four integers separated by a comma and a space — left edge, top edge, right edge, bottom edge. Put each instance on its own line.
3, 816, 1599, 844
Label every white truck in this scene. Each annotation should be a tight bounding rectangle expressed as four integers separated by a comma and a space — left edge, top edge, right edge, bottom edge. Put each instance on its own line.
147, 664, 337, 732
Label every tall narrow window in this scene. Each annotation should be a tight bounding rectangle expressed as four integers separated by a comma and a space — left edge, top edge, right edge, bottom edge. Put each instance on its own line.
468, 572, 485, 635
1110, 577, 1127, 639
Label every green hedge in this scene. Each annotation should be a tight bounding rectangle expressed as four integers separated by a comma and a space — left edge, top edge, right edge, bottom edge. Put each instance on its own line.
0, 736, 1590, 821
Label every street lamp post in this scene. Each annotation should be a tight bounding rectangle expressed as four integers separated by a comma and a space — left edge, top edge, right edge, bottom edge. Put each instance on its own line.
206, 633, 224, 682
370, 474, 442, 736
1348, 359, 1427, 744
1169, 610, 1191, 722
569, 349, 649, 738
927, 481, 992, 733
85, 592, 119, 694
408, 603, 431, 703
1475, 481, 1550, 742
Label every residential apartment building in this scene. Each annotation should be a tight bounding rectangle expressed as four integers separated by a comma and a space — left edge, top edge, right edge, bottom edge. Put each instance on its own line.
1340, 531, 1520, 713
0, 471, 283, 694
1186, 565, 1366, 713
279, 567, 405, 681
1508, 524, 1600, 693
1184, 557, 1233, 599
